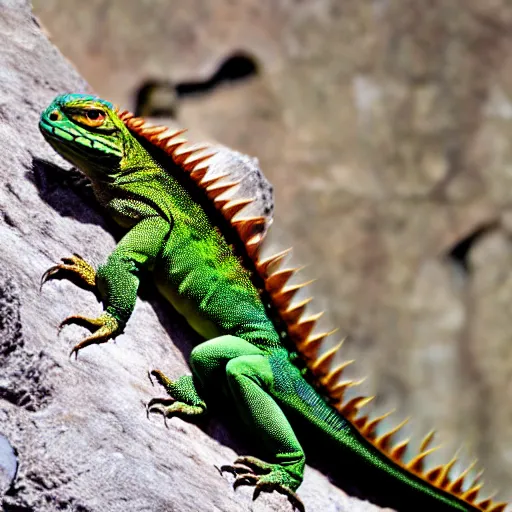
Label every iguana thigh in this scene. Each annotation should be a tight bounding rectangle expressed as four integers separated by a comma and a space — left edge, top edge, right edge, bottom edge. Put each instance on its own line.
191, 336, 305, 490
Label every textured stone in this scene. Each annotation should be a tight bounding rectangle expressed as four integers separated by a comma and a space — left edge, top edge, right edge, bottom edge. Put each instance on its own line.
30, 0, 512, 504
0, 433, 17, 497
0, 1, 391, 511
30, 0, 512, 499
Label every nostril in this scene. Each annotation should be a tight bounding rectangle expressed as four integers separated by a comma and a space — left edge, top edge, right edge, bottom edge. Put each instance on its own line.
49, 111, 60, 121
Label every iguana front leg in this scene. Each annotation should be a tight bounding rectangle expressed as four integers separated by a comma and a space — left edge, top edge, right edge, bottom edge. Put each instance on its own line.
41, 254, 117, 357
148, 336, 305, 511
42, 216, 170, 357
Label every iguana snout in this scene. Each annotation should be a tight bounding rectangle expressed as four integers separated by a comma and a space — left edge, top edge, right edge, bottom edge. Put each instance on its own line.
39, 93, 125, 175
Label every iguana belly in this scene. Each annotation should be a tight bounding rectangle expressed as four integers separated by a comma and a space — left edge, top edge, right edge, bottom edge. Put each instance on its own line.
155, 280, 222, 340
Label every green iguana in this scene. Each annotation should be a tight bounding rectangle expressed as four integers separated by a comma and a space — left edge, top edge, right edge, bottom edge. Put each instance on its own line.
39, 93, 507, 512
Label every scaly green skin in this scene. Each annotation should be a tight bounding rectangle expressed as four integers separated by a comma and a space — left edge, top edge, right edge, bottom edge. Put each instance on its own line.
39, 94, 480, 512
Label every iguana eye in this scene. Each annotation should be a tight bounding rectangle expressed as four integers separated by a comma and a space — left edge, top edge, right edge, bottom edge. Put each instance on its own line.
84, 109, 106, 125
70, 108, 107, 128
49, 110, 61, 121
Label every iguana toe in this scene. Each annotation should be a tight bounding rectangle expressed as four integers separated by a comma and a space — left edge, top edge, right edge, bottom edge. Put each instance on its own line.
147, 371, 207, 423
148, 369, 173, 388
252, 479, 305, 512
146, 398, 205, 424
41, 254, 96, 291
218, 463, 255, 477
221, 456, 305, 512
59, 312, 120, 359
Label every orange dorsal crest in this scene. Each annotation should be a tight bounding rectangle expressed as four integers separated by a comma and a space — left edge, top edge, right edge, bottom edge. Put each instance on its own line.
120, 111, 507, 512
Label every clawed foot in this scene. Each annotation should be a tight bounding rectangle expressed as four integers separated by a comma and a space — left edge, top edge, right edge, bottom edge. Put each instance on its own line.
220, 456, 305, 512
146, 397, 205, 427
59, 312, 120, 359
41, 254, 97, 292
147, 371, 206, 425
42, 255, 120, 358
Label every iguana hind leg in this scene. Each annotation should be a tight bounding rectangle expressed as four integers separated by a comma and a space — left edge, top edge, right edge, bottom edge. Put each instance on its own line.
221, 456, 305, 512
146, 335, 261, 423
147, 372, 206, 423
182, 336, 305, 511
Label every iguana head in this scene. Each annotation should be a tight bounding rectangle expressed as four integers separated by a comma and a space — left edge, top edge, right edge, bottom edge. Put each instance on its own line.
39, 94, 129, 179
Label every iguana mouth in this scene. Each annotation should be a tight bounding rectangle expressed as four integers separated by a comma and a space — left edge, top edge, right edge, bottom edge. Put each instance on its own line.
39, 116, 123, 158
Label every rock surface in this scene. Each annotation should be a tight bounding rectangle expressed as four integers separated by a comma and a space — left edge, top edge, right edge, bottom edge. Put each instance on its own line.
30, 0, 512, 504
0, 1, 392, 511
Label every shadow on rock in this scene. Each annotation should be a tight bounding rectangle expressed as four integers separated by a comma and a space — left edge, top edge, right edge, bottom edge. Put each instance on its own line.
143, 288, 256, 458
30, 157, 112, 228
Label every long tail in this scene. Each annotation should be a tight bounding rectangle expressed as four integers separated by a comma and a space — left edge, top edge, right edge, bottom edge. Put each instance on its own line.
119, 111, 506, 512
272, 359, 489, 512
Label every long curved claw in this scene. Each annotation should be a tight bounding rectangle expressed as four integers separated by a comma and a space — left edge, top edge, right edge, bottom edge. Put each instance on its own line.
147, 372, 207, 425
59, 313, 110, 331
41, 254, 96, 291
146, 398, 176, 428
221, 456, 305, 512
146, 397, 205, 425
233, 473, 259, 489
146, 397, 176, 413
219, 463, 255, 478
233, 456, 269, 474
148, 369, 173, 388
252, 481, 305, 512
58, 312, 120, 359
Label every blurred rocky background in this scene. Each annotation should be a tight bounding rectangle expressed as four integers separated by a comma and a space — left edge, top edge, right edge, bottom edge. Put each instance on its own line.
1, 0, 511, 509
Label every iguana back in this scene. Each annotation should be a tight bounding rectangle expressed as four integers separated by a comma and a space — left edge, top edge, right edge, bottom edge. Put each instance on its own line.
39, 94, 507, 512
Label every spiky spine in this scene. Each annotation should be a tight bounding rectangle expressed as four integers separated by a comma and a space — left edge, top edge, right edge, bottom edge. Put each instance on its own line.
119, 110, 507, 512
